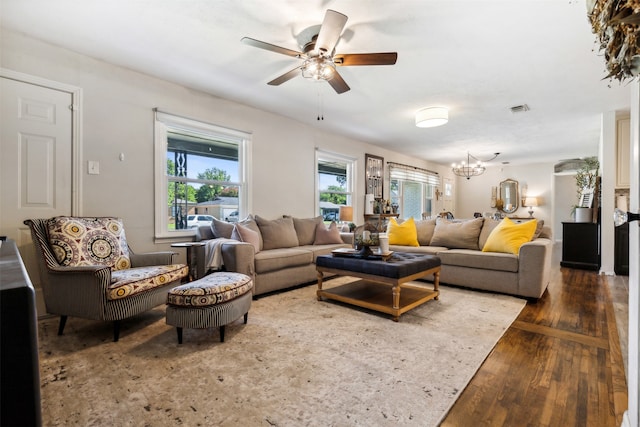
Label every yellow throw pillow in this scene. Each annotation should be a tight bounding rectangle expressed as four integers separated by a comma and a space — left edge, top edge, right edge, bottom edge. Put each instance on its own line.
482, 218, 538, 254
387, 217, 419, 246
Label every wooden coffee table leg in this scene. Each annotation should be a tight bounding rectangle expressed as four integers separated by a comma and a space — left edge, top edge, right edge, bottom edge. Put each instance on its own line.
316, 270, 324, 301
392, 284, 400, 322
434, 270, 440, 300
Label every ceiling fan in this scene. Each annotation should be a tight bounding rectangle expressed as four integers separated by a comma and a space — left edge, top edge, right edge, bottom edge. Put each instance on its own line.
241, 9, 397, 94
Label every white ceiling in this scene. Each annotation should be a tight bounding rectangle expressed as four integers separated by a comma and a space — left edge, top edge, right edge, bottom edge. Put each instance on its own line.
1, 0, 631, 167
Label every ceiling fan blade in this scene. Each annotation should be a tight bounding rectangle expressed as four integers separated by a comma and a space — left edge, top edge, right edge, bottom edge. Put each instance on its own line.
314, 10, 348, 56
267, 66, 303, 86
334, 52, 398, 66
327, 71, 350, 94
241, 37, 304, 58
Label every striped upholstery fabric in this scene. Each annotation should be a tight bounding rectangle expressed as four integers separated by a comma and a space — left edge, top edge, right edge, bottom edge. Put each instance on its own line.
167, 272, 253, 307
166, 291, 252, 330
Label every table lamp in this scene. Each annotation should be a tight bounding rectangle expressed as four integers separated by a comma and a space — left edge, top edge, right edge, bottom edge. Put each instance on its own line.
524, 197, 538, 218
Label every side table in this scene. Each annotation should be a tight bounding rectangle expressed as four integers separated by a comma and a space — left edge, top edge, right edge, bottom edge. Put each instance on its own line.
171, 242, 205, 281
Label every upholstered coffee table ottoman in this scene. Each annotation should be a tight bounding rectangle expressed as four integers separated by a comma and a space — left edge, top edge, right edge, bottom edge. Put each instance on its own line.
166, 272, 253, 344
316, 252, 441, 321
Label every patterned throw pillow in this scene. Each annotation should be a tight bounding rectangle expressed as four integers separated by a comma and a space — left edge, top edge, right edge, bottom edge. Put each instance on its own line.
46, 216, 131, 270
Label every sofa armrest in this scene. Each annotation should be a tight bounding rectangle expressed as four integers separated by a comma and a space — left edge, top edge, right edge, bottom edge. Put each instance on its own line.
340, 232, 354, 245
517, 238, 553, 298
192, 240, 256, 281
221, 242, 255, 278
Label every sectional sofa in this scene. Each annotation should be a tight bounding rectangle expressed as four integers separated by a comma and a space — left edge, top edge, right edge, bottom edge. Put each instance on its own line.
192, 215, 553, 299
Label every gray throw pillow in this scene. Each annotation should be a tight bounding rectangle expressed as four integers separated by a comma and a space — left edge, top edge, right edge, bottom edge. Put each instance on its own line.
292, 216, 323, 246
414, 218, 436, 246
255, 216, 299, 250
211, 217, 234, 239
430, 217, 484, 250
478, 218, 500, 249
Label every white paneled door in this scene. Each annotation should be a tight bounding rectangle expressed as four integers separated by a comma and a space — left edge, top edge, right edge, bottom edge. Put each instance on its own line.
0, 76, 74, 315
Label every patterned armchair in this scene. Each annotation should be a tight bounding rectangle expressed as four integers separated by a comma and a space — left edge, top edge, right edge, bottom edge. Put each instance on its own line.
24, 217, 188, 341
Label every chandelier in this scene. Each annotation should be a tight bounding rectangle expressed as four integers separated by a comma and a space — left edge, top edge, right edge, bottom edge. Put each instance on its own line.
452, 152, 500, 180
301, 56, 336, 81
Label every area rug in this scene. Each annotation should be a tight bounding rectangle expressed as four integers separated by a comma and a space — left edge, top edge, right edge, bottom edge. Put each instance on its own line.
36, 278, 526, 426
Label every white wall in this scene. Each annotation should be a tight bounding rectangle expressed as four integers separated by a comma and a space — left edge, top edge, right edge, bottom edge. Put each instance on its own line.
0, 30, 451, 252
454, 163, 556, 235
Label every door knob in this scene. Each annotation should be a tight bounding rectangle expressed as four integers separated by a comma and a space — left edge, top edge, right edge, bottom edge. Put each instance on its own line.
614, 208, 640, 226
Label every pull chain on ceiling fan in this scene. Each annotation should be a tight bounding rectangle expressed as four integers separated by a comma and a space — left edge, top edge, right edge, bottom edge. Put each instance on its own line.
241, 9, 398, 94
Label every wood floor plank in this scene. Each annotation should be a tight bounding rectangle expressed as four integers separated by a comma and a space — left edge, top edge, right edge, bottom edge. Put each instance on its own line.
441, 247, 627, 427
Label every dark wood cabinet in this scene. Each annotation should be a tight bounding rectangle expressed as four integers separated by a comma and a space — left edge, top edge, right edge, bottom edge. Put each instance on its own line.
614, 222, 629, 275
560, 222, 600, 270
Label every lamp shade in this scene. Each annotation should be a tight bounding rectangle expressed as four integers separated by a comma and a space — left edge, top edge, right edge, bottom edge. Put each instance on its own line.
415, 107, 448, 128
339, 206, 353, 222
524, 197, 538, 207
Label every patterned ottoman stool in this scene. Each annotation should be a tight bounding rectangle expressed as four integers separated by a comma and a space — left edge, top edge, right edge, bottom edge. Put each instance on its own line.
166, 272, 253, 344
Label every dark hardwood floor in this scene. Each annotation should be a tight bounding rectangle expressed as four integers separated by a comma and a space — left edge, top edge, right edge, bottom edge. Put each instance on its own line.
441, 245, 628, 427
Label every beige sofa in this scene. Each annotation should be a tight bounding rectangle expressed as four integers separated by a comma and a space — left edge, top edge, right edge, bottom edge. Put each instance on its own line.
193, 215, 350, 296
381, 217, 553, 299
193, 215, 553, 300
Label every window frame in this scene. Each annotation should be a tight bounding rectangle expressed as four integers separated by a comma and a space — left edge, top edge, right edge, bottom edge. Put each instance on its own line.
153, 110, 251, 239
388, 162, 440, 220
315, 149, 356, 219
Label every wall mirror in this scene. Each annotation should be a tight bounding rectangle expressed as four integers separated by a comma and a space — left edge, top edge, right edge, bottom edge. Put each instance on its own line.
365, 154, 384, 199
499, 179, 519, 214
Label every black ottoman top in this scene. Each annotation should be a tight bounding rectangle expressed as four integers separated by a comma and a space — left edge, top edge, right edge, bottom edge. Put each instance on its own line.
316, 252, 441, 279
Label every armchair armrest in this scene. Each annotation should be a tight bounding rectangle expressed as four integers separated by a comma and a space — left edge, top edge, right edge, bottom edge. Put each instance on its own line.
41, 264, 112, 319
129, 251, 176, 267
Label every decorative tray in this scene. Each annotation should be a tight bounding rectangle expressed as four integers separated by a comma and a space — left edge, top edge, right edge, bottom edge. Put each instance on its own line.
331, 248, 394, 261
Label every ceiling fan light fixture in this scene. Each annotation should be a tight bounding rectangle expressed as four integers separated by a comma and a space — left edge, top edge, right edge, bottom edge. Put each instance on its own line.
415, 107, 448, 128
302, 57, 335, 81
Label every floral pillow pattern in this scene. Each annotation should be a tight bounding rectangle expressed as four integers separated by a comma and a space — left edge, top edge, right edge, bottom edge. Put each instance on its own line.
47, 216, 131, 270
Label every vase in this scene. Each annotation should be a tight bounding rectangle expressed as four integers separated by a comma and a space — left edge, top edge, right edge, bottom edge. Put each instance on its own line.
575, 207, 593, 223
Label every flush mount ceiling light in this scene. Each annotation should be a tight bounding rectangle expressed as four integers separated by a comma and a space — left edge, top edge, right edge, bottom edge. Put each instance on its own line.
415, 107, 448, 128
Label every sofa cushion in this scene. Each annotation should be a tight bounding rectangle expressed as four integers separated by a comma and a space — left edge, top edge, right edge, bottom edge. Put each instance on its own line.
256, 216, 299, 250
291, 216, 323, 245
388, 244, 446, 255
437, 249, 519, 273
482, 218, 538, 254
108, 264, 189, 300
415, 218, 437, 246
231, 223, 261, 253
47, 216, 131, 270
254, 248, 313, 274
314, 221, 343, 245
387, 217, 419, 246
430, 218, 484, 250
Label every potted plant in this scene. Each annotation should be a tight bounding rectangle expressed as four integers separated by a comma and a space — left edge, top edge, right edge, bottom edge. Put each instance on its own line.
572, 157, 599, 222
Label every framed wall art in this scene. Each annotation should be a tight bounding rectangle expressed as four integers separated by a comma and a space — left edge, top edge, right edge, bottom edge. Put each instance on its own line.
365, 154, 384, 199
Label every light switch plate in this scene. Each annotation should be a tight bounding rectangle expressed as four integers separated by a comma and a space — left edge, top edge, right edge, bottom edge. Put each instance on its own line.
88, 161, 100, 175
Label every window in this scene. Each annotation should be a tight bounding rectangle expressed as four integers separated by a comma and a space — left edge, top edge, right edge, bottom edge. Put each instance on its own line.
388, 162, 440, 220
316, 150, 355, 222
154, 110, 251, 238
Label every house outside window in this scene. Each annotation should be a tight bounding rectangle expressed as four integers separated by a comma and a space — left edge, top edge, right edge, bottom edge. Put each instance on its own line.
389, 162, 440, 220
316, 150, 355, 223
154, 110, 250, 238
